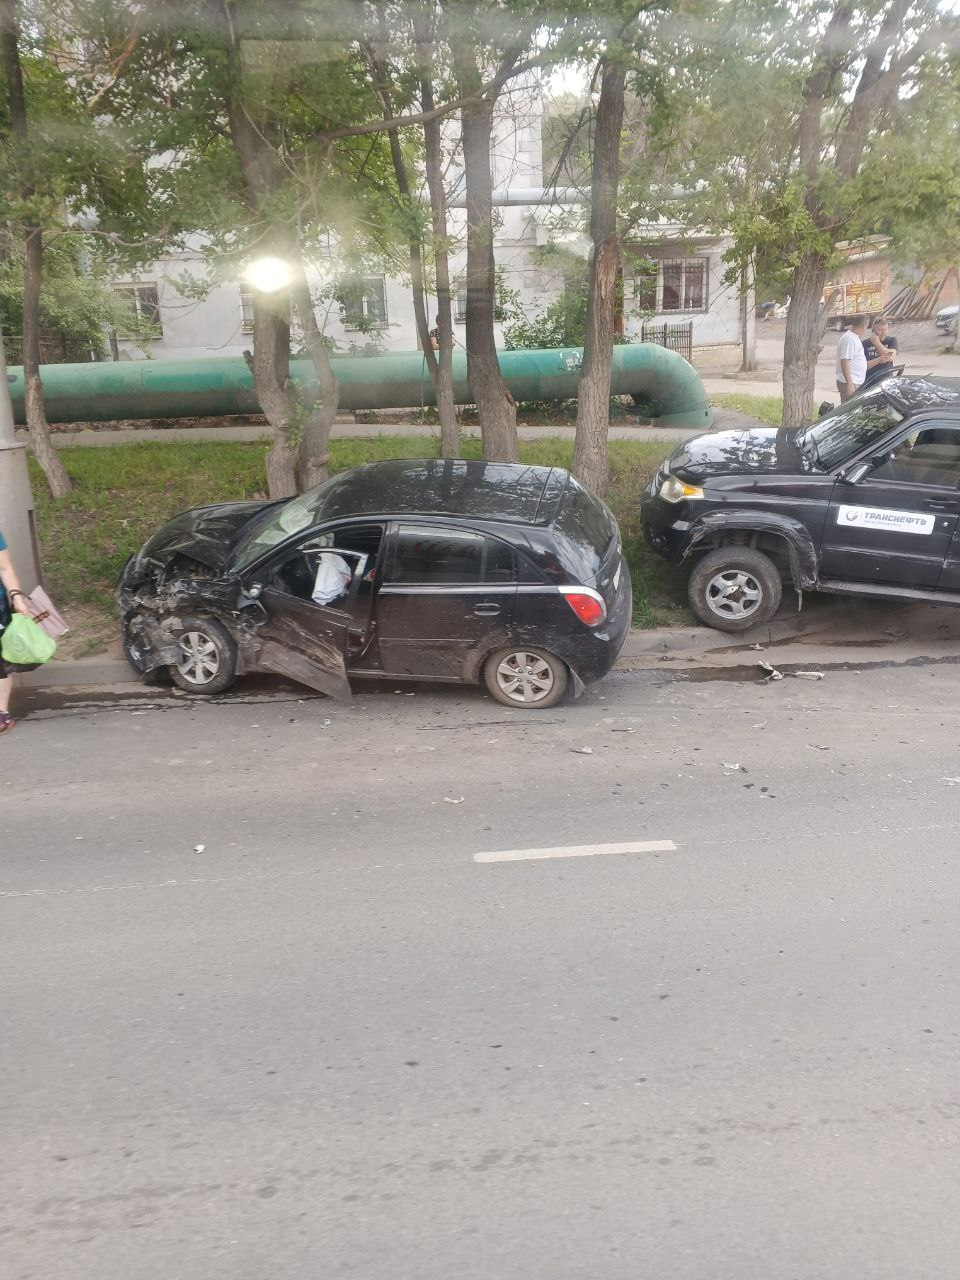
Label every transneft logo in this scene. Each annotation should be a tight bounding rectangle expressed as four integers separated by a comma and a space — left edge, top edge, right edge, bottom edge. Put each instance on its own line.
837, 505, 935, 536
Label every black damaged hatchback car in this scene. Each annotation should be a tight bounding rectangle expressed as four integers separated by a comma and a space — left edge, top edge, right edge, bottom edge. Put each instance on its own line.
642, 377, 960, 631
118, 459, 632, 708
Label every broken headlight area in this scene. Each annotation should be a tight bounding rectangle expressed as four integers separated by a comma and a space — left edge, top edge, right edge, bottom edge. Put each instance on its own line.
118, 566, 245, 676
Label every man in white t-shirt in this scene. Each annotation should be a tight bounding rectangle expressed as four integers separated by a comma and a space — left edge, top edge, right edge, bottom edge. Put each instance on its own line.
835, 314, 869, 402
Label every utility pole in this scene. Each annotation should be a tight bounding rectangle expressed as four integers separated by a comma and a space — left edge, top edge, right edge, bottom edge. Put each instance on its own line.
0, 328, 42, 589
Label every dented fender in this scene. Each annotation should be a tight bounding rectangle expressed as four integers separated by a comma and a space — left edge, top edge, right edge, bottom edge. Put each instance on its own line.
685, 511, 819, 590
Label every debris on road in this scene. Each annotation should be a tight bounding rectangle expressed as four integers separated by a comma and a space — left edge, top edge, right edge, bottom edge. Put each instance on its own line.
795, 670, 825, 681
721, 761, 747, 772
443, 796, 466, 804
759, 660, 783, 681
194, 844, 205, 852
570, 746, 594, 755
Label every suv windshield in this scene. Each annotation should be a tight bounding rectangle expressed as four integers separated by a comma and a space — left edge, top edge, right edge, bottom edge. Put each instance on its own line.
799, 388, 903, 470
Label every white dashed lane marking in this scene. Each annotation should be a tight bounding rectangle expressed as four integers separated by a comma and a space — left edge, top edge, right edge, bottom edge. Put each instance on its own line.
474, 840, 677, 864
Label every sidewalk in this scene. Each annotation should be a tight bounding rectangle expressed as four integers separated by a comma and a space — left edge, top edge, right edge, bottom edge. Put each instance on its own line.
20, 407, 762, 451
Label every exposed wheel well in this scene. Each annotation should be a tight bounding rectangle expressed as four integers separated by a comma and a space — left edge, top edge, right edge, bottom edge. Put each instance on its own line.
689, 530, 795, 583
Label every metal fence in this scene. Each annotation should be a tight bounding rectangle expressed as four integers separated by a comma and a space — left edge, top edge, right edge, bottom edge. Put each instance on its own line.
640, 321, 693, 362
2, 334, 97, 365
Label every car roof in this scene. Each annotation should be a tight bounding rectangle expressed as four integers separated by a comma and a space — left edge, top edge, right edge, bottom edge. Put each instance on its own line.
882, 376, 960, 414
310, 459, 567, 526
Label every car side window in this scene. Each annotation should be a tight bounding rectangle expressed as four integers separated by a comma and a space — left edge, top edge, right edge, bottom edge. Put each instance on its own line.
389, 526, 485, 584
387, 526, 519, 585
871, 423, 960, 488
484, 536, 518, 583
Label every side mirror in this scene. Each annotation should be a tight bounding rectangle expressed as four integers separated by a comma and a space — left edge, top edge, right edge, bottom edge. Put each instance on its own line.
246, 582, 263, 600
841, 462, 871, 485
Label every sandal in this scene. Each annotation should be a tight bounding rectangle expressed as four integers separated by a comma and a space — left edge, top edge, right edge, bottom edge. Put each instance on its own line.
0, 711, 16, 736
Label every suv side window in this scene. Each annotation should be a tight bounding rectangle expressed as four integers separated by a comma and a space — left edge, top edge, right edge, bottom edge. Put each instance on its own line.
388, 525, 518, 585
871, 423, 960, 488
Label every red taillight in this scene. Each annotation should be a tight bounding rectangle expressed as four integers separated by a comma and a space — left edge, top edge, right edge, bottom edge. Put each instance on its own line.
561, 590, 606, 626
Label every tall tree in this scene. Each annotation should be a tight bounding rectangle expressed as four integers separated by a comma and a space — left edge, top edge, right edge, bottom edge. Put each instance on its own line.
0, 0, 72, 497
572, 53, 628, 497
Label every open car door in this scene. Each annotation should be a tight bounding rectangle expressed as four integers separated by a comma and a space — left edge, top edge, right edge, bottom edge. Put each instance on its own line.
237, 548, 371, 700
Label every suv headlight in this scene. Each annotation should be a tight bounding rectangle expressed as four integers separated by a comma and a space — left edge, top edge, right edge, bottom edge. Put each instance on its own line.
659, 475, 704, 503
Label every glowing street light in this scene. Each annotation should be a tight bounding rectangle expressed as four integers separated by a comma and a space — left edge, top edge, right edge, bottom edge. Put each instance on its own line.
244, 256, 292, 293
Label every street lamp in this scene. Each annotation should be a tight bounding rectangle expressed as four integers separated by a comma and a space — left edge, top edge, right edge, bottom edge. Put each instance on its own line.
244, 256, 292, 294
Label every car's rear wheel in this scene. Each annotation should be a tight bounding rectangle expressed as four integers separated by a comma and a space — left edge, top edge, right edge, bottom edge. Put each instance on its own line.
483, 647, 568, 709
688, 547, 782, 632
169, 616, 238, 695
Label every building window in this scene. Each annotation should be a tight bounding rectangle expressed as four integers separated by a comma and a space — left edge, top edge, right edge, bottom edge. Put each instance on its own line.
661, 258, 707, 312
454, 285, 468, 323
341, 274, 388, 329
634, 257, 708, 314
240, 284, 255, 333
113, 284, 162, 335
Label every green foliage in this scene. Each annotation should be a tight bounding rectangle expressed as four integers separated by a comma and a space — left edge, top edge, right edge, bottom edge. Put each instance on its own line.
0, 231, 137, 351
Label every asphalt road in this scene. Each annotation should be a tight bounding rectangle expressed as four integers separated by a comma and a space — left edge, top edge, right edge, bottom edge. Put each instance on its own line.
3, 664, 960, 1280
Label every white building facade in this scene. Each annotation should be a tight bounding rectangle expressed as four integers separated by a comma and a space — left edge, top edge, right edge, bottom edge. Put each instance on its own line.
111, 86, 742, 362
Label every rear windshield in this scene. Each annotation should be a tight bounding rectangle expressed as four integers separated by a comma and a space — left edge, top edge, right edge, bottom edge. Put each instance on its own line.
552, 478, 618, 581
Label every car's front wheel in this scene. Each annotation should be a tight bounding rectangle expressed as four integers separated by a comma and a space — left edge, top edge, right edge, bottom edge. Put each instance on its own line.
169, 616, 238, 695
688, 547, 783, 632
483, 647, 569, 709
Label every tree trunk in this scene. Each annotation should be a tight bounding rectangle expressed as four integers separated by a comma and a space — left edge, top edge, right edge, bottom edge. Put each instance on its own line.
248, 294, 297, 499
420, 61, 459, 459
455, 70, 518, 462
781, 251, 829, 430
217, 0, 301, 498
291, 267, 339, 493
572, 60, 627, 498
0, 1, 73, 498
739, 258, 757, 373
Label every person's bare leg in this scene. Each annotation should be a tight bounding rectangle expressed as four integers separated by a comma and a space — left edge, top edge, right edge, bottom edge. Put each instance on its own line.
0, 675, 12, 714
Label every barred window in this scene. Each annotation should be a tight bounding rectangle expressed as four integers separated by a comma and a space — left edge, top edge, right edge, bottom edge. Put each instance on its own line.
634, 257, 708, 314
240, 284, 255, 333
342, 275, 388, 328
113, 284, 162, 335
661, 258, 707, 312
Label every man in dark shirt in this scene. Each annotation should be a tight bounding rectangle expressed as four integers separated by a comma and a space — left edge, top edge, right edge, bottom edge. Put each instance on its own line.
862, 316, 899, 388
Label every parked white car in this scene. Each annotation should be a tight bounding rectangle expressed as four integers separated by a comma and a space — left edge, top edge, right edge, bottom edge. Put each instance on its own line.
935, 303, 959, 334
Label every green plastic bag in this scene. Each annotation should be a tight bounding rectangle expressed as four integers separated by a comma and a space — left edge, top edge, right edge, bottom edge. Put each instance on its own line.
1, 613, 57, 665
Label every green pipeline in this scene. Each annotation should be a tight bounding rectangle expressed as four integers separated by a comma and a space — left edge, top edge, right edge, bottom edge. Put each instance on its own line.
7, 344, 712, 429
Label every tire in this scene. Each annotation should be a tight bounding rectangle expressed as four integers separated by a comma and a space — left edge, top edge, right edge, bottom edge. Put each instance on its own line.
483, 646, 569, 709
688, 547, 783, 632
168, 615, 238, 695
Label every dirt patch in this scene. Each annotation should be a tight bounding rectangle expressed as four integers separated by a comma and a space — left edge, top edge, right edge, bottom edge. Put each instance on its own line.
54, 601, 121, 661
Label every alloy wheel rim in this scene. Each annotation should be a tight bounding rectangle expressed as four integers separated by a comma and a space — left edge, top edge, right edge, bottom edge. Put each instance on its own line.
177, 631, 221, 685
706, 570, 763, 620
496, 652, 554, 704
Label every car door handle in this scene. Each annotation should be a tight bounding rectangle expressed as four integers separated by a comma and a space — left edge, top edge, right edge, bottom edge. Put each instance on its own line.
923, 501, 955, 512
472, 602, 501, 616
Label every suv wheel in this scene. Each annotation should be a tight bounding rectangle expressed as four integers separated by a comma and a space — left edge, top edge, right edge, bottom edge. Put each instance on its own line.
169, 616, 238, 695
483, 647, 568, 709
688, 547, 783, 632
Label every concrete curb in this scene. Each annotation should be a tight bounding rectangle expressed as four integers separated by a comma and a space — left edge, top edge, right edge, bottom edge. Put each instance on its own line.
17, 607, 956, 691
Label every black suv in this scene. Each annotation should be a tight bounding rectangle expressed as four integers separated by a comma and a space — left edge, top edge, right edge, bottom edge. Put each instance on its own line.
118, 459, 632, 708
642, 377, 960, 631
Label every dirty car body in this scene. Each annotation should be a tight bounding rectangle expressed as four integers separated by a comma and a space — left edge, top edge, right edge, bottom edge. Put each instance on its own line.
118, 460, 632, 707
641, 378, 960, 631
